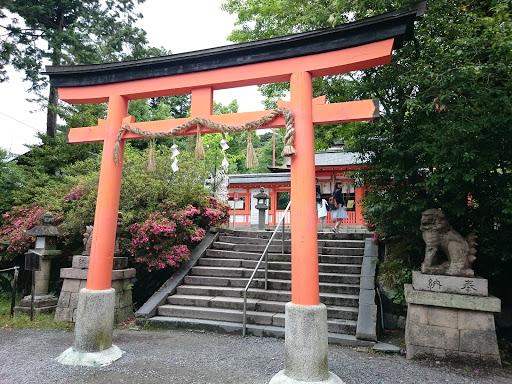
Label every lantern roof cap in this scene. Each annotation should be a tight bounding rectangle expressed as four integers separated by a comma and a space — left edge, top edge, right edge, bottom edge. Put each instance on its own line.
24, 212, 61, 237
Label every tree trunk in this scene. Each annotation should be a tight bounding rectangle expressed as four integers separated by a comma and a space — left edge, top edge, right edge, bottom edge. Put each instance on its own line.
46, 86, 58, 137
46, 9, 64, 138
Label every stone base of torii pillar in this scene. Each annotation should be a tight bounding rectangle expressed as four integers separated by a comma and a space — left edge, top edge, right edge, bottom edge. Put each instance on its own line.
56, 288, 123, 367
270, 303, 344, 384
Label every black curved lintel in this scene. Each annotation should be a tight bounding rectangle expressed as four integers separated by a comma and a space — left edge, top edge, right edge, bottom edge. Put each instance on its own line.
44, 3, 425, 88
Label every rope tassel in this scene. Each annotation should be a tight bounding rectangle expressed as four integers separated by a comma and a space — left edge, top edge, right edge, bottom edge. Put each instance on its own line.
147, 139, 156, 172
195, 124, 205, 160
281, 108, 296, 157
246, 131, 258, 169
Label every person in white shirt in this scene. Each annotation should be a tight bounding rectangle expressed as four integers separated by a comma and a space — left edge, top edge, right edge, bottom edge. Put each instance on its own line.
317, 197, 328, 231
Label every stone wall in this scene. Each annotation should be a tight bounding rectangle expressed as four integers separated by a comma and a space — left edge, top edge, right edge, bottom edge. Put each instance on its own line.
405, 281, 501, 366
406, 303, 500, 365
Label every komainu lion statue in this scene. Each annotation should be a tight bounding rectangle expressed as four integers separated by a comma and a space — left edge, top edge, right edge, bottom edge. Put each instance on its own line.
420, 208, 477, 277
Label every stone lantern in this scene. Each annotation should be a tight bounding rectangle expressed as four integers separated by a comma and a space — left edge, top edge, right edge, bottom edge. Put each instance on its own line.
15, 211, 62, 314
254, 188, 269, 230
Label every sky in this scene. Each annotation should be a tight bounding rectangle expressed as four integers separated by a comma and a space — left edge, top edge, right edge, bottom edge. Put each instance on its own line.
0, 0, 265, 156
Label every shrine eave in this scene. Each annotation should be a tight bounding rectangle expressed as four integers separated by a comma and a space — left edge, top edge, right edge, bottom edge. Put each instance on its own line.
44, 3, 424, 88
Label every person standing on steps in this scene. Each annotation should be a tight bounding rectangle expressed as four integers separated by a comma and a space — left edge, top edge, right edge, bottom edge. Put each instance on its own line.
317, 196, 328, 231
330, 181, 348, 233
315, 178, 321, 204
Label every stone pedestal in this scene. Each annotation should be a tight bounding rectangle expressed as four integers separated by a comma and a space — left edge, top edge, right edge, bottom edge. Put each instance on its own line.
405, 271, 501, 366
15, 294, 58, 315
54, 255, 135, 323
269, 303, 344, 384
56, 288, 123, 366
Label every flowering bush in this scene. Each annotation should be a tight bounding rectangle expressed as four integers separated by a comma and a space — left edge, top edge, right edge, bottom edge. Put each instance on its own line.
0, 204, 61, 261
64, 180, 85, 203
128, 197, 229, 271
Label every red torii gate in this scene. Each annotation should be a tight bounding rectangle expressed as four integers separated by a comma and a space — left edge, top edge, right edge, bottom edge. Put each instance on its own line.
62, 40, 387, 299
47, 4, 421, 379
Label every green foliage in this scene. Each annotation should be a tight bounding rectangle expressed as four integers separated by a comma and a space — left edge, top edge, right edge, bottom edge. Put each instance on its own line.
120, 145, 208, 225
352, 1, 512, 285
1, 0, 155, 88
377, 244, 415, 305
251, 129, 285, 172
222, 1, 512, 295
221, 0, 373, 150
0, 296, 73, 330
0, 148, 25, 213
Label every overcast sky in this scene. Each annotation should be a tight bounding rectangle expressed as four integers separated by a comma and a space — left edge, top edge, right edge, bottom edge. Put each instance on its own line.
0, 0, 265, 155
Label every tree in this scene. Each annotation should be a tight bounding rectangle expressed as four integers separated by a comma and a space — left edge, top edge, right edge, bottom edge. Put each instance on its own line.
221, 0, 372, 151
221, 0, 512, 298
0, 147, 25, 213
1, 0, 165, 137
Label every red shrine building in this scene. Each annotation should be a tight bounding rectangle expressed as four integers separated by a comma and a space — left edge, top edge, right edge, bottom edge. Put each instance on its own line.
227, 144, 365, 227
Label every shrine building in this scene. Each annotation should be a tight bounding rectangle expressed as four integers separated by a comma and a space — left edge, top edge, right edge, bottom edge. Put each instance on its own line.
227, 144, 365, 227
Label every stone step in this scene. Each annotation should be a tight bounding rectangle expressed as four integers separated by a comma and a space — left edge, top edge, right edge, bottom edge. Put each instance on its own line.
176, 284, 358, 307
191, 263, 361, 277
321, 247, 364, 256
213, 241, 291, 253
319, 255, 364, 265
219, 235, 291, 246
178, 277, 359, 296
157, 304, 277, 325
166, 295, 358, 320
186, 270, 361, 285
145, 316, 375, 347
218, 235, 366, 250
271, 313, 357, 334
198, 258, 363, 272
205, 248, 288, 261
156, 305, 357, 334
212, 242, 364, 256
204, 249, 363, 264
318, 239, 366, 248
227, 229, 371, 241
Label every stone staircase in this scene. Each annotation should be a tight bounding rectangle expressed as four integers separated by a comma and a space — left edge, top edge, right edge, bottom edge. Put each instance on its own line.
144, 229, 376, 345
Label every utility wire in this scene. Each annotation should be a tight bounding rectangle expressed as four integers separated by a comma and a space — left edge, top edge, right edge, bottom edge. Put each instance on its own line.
0, 110, 42, 131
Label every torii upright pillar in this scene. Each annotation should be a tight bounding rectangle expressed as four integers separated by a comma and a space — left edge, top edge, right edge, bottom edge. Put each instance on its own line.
56, 95, 129, 365
270, 73, 341, 384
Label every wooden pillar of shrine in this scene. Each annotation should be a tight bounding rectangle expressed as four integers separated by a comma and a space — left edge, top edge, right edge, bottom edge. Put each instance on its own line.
270, 72, 343, 383
290, 71, 319, 305
56, 95, 128, 367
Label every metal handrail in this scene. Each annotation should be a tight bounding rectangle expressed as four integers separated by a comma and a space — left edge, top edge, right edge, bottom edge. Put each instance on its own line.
242, 200, 291, 336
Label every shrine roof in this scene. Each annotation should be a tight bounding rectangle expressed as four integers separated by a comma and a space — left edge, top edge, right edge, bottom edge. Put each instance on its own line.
230, 150, 362, 184
229, 173, 291, 185
44, 2, 425, 88
315, 150, 362, 167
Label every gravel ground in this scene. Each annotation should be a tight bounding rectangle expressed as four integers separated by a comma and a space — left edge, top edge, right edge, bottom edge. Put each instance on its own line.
0, 328, 510, 384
